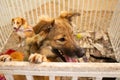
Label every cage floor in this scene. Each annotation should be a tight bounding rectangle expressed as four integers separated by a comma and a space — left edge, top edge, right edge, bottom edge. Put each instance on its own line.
2, 32, 27, 54
2, 30, 116, 62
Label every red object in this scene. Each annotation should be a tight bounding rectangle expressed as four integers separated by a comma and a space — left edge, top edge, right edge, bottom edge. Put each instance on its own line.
0, 74, 6, 80
5, 49, 16, 55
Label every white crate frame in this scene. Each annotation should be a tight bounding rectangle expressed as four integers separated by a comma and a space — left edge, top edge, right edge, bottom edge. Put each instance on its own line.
0, 62, 120, 80
0, 0, 120, 80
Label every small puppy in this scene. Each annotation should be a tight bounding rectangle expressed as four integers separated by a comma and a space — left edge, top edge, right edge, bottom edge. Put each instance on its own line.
12, 17, 34, 47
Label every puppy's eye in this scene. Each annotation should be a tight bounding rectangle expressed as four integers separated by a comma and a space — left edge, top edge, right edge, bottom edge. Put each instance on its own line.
17, 22, 19, 24
58, 38, 65, 42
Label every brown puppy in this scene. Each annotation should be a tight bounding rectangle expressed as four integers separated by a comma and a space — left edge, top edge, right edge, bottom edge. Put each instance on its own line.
12, 17, 34, 47
28, 11, 85, 63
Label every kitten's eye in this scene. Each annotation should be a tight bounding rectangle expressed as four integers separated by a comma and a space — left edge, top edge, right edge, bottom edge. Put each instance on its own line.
58, 38, 65, 42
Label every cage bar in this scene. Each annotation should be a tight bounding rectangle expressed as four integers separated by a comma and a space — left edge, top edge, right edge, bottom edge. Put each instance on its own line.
44, 0, 47, 15
72, 0, 75, 11
67, 0, 70, 11
39, 0, 42, 15
1, 0, 9, 37
88, 0, 93, 30
84, 0, 89, 31
35, 0, 38, 23
26, 75, 34, 80
62, 0, 65, 11
75, 0, 80, 25
11, 0, 16, 17
80, 0, 84, 31
49, 75, 55, 80
53, 0, 56, 17
25, 0, 30, 24
49, 0, 51, 18
30, 0, 35, 25
20, 0, 25, 18
4, 74, 14, 80
108, 0, 120, 62
58, 0, 61, 16
92, 0, 99, 32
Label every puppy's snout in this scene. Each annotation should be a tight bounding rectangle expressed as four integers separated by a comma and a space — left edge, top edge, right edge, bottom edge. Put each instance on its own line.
13, 27, 17, 30
75, 48, 85, 58
80, 48, 86, 56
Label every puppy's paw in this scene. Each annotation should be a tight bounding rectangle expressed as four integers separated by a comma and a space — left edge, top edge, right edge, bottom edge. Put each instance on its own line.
18, 41, 25, 47
29, 53, 48, 63
21, 41, 25, 47
18, 43, 22, 47
0, 55, 12, 62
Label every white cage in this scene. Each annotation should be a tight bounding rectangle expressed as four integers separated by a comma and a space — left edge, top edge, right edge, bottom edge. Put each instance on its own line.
0, 0, 120, 80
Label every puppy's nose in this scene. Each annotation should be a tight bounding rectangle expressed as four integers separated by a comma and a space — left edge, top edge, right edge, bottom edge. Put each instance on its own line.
80, 48, 86, 56
75, 48, 86, 58
14, 27, 17, 30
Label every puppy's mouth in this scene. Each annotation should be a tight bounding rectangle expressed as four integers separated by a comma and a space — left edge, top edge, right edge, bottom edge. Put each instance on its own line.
64, 54, 78, 62
13, 26, 21, 32
52, 48, 83, 62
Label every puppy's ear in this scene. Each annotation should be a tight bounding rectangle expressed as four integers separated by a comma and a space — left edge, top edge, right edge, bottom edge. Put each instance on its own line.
12, 18, 14, 22
21, 18, 25, 24
33, 17, 54, 34
59, 11, 80, 21
11, 18, 14, 25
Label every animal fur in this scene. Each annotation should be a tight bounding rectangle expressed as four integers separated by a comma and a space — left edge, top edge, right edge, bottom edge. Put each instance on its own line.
12, 17, 34, 47
27, 11, 85, 63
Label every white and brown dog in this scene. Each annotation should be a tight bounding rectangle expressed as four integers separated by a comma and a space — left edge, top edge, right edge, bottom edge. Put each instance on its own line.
12, 17, 34, 47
